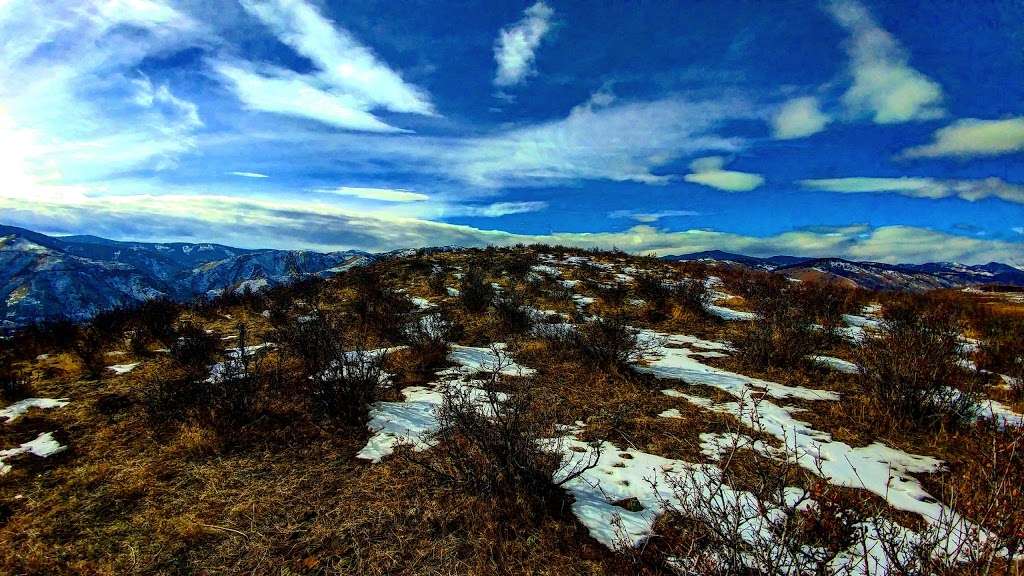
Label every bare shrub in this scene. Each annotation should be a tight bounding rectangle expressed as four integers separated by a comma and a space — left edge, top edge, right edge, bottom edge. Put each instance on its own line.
734, 278, 820, 369
459, 266, 493, 312
276, 308, 387, 423
634, 272, 673, 311
492, 290, 534, 334
169, 321, 219, 378
0, 363, 31, 401
677, 277, 712, 317
308, 346, 388, 424
541, 315, 654, 368
856, 297, 981, 429
976, 313, 1024, 397
656, 405, 866, 575
655, 396, 1022, 575
348, 267, 413, 341
73, 326, 107, 380
411, 348, 601, 501
795, 281, 855, 341
405, 313, 452, 373
204, 323, 265, 431
501, 251, 537, 280
427, 268, 448, 296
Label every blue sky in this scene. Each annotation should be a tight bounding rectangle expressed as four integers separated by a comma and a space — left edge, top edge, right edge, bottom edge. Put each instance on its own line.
1, 0, 1022, 263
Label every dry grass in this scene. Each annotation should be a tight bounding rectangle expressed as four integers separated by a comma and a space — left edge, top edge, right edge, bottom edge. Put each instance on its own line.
2, 246, 1023, 575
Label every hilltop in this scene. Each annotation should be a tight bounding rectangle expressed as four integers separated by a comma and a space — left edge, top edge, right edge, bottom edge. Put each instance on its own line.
4, 225, 1023, 334
1, 245, 1022, 574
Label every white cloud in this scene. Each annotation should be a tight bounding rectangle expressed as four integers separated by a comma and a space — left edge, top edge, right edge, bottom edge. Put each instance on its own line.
1014, 227, 1023, 235
211, 60, 408, 132
211, 0, 434, 131
452, 97, 751, 187
826, 0, 944, 124
800, 176, 1024, 204
902, 117, 1024, 158
3, 193, 1020, 264
608, 210, 700, 223
321, 187, 429, 202
0, 0, 205, 195
238, 0, 433, 115
772, 96, 830, 139
229, 171, 270, 178
449, 201, 548, 217
494, 2, 554, 87
683, 156, 764, 192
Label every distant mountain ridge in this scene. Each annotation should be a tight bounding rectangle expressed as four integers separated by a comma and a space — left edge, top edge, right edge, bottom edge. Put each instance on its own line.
665, 251, 1024, 291
0, 225, 373, 330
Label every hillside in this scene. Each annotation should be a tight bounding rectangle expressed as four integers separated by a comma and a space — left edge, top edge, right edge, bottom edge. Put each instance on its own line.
667, 250, 1024, 290
0, 226, 373, 330
1, 245, 1021, 575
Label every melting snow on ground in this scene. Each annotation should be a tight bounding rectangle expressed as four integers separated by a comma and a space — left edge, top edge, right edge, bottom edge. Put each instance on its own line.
639, 330, 980, 554
443, 344, 537, 377
0, 432, 66, 474
358, 345, 526, 462
809, 355, 859, 374
1, 398, 70, 423
635, 330, 839, 401
107, 362, 140, 375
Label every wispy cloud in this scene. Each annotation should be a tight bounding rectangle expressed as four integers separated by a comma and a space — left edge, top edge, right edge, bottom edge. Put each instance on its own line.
772, 96, 830, 139
683, 156, 764, 192
320, 187, 429, 202
494, 2, 554, 87
229, 171, 270, 178
3, 193, 1019, 264
826, 0, 944, 123
0, 0, 205, 195
211, 60, 409, 132
608, 209, 700, 223
211, 0, 434, 132
800, 176, 1024, 204
239, 0, 434, 115
449, 201, 548, 217
902, 117, 1024, 158
452, 96, 752, 187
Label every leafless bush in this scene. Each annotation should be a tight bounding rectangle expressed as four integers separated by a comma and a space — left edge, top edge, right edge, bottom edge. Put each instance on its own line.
492, 290, 534, 334
655, 398, 1022, 575
169, 321, 219, 378
308, 345, 388, 424
427, 267, 448, 296
976, 314, 1024, 397
276, 308, 388, 423
541, 315, 655, 367
856, 298, 981, 429
677, 278, 712, 317
0, 363, 30, 401
459, 266, 493, 313
411, 348, 602, 502
73, 326, 107, 380
734, 279, 820, 369
654, 397, 865, 575
348, 267, 414, 341
405, 313, 452, 373
204, 323, 265, 431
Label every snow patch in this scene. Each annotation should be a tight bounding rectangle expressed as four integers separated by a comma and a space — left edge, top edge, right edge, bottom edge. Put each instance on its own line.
1, 398, 70, 423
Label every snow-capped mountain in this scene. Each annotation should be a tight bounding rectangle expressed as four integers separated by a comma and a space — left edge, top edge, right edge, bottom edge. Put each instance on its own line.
665, 251, 1024, 291
0, 226, 374, 329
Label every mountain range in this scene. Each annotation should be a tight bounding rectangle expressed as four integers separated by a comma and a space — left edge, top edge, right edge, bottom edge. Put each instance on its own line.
666, 250, 1024, 291
0, 225, 372, 331
3, 225, 1023, 331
